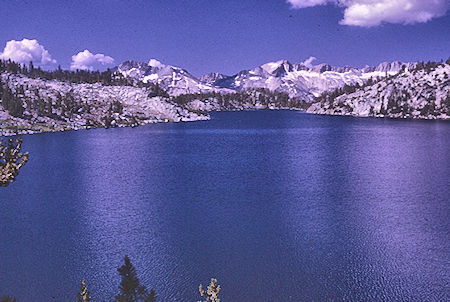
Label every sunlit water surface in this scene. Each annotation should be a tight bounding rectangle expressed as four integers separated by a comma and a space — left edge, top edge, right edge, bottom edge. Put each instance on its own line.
1, 111, 449, 301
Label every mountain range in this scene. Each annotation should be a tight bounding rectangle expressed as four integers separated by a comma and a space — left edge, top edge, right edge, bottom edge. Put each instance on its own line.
115, 59, 417, 101
1, 58, 448, 136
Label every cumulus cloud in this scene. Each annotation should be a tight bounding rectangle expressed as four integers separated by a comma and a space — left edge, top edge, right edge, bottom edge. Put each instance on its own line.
287, 0, 450, 27
302, 56, 317, 67
70, 49, 114, 71
0, 38, 56, 66
340, 0, 450, 27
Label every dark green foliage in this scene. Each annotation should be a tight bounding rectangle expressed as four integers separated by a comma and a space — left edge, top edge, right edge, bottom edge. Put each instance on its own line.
0, 138, 29, 186
315, 82, 366, 105
171, 88, 303, 110
116, 256, 157, 302
148, 83, 169, 98
102, 113, 113, 129
0, 77, 4, 99
415, 60, 442, 72
110, 100, 124, 114
0, 59, 173, 98
314, 60, 449, 117
0, 59, 172, 104
1, 86, 24, 117
0, 59, 129, 86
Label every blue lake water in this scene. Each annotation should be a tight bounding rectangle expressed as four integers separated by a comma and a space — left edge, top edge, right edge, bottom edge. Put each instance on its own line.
1, 111, 449, 301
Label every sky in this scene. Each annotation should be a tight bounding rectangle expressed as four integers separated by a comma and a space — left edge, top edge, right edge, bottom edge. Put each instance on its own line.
0, 0, 449, 76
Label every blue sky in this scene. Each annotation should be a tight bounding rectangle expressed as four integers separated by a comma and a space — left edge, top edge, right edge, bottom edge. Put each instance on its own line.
0, 0, 449, 76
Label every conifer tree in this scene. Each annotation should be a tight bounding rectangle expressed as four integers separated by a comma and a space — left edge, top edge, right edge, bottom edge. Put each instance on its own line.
0, 77, 3, 99
115, 255, 157, 302
198, 278, 221, 302
76, 280, 91, 302
0, 138, 29, 186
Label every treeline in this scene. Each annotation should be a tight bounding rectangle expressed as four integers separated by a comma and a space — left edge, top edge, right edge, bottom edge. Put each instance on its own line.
414, 59, 450, 72
0, 59, 171, 118
0, 255, 220, 302
171, 88, 304, 109
0, 78, 24, 117
0, 59, 131, 85
0, 77, 88, 118
315, 60, 450, 104
0, 59, 170, 96
315, 81, 374, 104
0, 81, 168, 121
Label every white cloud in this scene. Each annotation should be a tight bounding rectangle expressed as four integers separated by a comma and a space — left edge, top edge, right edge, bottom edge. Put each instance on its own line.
287, 0, 450, 27
0, 38, 56, 66
287, 0, 332, 8
340, 0, 450, 27
302, 56, 317, 67
70, 49, 114, 71
148, 58, 164, 68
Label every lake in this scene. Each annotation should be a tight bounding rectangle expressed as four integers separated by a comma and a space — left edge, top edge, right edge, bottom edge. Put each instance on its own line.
1, 111, 449, 301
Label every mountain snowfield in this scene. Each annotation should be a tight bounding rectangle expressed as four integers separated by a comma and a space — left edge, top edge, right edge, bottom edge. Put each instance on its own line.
208, 60, 419, 101
116, 59, 418, 101
307, 63, 450, 120
115, 60, 234, 96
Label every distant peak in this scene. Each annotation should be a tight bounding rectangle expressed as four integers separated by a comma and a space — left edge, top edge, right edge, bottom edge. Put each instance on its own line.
261, 60, 292, 74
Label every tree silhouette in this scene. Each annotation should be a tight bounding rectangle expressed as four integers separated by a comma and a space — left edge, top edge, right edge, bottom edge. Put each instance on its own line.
75, 280, 91, 302
0, 138, 29, 186
116, 255, 157, 302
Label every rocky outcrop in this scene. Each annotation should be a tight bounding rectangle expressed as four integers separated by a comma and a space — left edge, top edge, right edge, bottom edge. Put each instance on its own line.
307, 63, 449, 120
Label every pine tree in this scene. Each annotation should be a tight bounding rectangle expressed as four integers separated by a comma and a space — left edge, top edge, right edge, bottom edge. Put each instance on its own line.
0, 77, 3, 99
0, 138, 29, 186
76, 280, 91, 302
115, 256, 157, 302
198, 278, 221, 302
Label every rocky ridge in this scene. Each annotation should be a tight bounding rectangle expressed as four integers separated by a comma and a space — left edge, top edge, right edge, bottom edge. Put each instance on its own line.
0, 72, 209, 136
116, 59, 417, 102
307, 62, 450, 120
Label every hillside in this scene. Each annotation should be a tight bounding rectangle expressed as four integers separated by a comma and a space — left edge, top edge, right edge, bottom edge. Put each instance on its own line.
0, 60, 302, 136
0, 72, 209, 136
307, 62, 450, 120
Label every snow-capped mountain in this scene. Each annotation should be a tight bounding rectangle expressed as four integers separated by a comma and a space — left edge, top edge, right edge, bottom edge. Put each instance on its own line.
199, 72, 229, 86
2, 58, 441, 136
115, 59, 231, 96
307, 62, 450, 120
0, 68, 303, 136
115, 58, 418, 102
361, 61, 416, 73
211, 60, 417, 101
